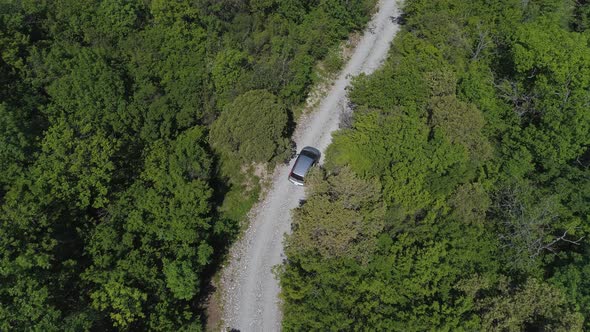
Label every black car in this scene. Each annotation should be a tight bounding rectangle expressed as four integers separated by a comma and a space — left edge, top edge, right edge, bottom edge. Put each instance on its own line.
288, 146, 321, 186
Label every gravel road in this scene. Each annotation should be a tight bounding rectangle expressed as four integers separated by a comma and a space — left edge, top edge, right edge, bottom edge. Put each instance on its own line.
220, 1, 402, 330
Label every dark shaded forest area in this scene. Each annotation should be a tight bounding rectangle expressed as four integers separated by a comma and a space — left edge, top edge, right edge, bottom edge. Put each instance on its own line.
0, 0, 374, 330
281, 0, 590, 330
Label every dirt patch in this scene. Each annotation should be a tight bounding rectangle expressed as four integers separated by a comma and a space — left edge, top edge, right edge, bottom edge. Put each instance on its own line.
205, 283, 222, 332
342, 32, 363, 62
239, 162, 272, 193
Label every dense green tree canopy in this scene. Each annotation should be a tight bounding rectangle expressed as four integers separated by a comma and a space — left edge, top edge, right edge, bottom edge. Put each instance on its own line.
7, 0, 590, 330
281, 0, 590, 330
210, 89, 292, 164
0, 0, 374, 329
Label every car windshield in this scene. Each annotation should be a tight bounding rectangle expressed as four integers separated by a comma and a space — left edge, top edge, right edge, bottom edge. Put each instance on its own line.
300, 150, 317, 159
291, 173, 304, 181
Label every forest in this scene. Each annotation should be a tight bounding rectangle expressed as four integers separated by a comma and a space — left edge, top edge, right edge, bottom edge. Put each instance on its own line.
4, 0, 590, 331
280, 0, 590, 330
0, 0, 374, 330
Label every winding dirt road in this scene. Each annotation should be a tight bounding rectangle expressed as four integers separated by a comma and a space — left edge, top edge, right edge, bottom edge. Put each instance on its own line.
220, 1, 402, 330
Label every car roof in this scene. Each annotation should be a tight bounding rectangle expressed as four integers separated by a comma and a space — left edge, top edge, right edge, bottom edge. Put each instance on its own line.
292, 153, 316, 177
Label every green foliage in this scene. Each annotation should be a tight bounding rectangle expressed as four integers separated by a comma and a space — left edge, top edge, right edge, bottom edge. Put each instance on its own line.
212, 49, 251, 107
0, 3, 44, 192
282, 172, 499, 330
36, 118, 117, 209
281, 0, 590, 330
0, 103, 29, 188
477, 277, 583, 331
571, 0, 590, 31
448, 182, 491, 225
551, 253, 590, 330
0, 0, 373, 329
0, 177, 68, 330
328, 110, 467, 214
210, 89, 292, 164
83, 126, 214, 329
287, 167, 384, 263
42, 46, 128, 133
322, 46, 345, 74
491, 179, 583, 273
429, 95, 492, 163
506, 20, 590, 169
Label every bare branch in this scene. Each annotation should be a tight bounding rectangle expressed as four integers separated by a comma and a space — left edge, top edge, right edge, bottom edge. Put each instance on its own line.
536, 230, 584, 258
471, 28, 492, 60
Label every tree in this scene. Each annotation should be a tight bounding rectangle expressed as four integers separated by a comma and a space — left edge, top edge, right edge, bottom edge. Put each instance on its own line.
286, 167, 384, 263
429, 94, 493, 163
35, 118, 117, 209
0, 103, 29, 190
212, 48, 251, 107
0, 178, 62, 331
84, 126, 214, 329
209, 89, 292, 164
492, 179, 583, 273
477, 278, 583, 331
507, 20, 590, 168
550, 253, 590, 330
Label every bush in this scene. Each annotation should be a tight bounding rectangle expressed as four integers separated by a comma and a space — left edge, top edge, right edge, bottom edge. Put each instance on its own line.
209, 89, 293, 164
